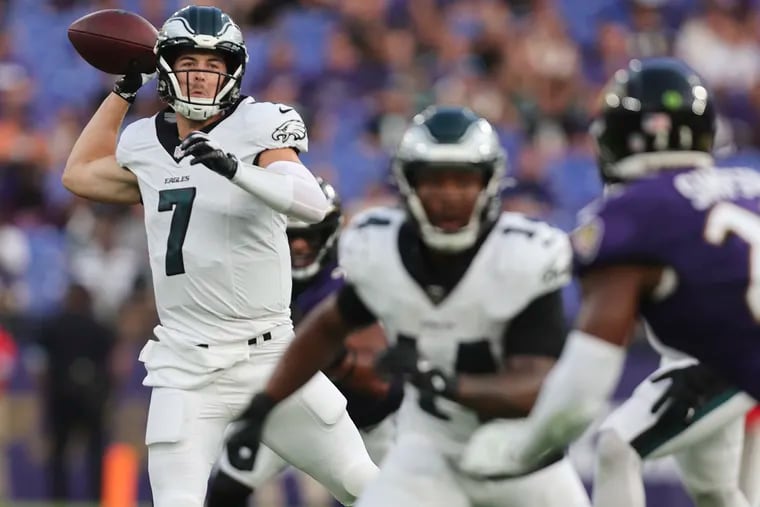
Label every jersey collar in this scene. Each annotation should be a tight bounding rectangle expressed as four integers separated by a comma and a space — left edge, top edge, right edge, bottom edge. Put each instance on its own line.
155, 95, 248, 162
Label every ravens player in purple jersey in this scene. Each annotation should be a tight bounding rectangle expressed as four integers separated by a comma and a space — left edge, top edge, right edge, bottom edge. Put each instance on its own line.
460, 58, 760, 492
207, 178, 402, 506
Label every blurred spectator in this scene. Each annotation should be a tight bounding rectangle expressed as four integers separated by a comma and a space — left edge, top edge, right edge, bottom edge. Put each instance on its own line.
590, 21, 633, 84
0, 79, 48, 170
675, 0, 760, 93
67, 208, 143, 322
35, 283, 116, 502
0, 324, 16, 499
0, 220, 30, 316
628, 0, 672, 57
333, 115, 393, 210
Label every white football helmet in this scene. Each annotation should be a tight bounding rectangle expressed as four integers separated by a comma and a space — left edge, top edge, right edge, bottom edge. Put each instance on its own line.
393, 106, 507, 252
155, 6, 248, 121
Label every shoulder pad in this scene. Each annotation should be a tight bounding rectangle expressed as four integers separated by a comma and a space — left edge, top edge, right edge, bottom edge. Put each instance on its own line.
116, 116, 155, 170
242, 101, 308, 155
495, 213, 572, 294
571, 179, 680, 276
338, 207, 404, 285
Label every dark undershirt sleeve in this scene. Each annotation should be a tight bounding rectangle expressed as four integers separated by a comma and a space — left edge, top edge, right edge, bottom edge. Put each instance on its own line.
335, 282, 378, 329
502, 289, 567, 358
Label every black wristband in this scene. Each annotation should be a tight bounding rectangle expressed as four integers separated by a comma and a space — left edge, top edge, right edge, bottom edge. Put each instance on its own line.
112, 89, 136, 104
242, 392, 277, 420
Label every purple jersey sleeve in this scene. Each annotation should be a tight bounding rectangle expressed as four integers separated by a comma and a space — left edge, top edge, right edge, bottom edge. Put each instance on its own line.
571, 179, 688, 276
292, 263, 345, 320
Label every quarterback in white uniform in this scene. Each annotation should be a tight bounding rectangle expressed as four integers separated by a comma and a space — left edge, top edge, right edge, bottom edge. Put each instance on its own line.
223, 106, 591, 506
62, 6, 377, 506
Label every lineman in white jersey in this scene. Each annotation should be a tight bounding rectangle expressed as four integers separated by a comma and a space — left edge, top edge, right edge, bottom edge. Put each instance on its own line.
222, 106, 591, 506
62, 6, 377, 506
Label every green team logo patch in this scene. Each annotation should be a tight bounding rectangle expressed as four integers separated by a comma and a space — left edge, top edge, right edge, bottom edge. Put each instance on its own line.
662, 90, 683, 110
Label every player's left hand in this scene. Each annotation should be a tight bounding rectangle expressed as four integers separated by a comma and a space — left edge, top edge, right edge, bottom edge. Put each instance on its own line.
375, 345, 458, 399
650, 362, 733, 424
224, 392, 276, 471
179, 131, 239, 179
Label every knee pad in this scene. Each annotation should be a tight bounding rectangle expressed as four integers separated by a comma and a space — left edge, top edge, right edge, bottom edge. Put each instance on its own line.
596, 428, 641, 470
333, 459, 379, 506
206, 470, 253, 507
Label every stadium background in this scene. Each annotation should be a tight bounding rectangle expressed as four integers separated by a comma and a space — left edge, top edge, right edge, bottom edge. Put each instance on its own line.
0, 0, 758, 504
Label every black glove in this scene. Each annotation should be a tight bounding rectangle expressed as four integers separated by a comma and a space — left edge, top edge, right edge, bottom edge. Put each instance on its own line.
179, 131, 239, 179
375, 345, 458, 399
650, 363, 733, 424
225, 392, 277, 471
112, 61, 156, 104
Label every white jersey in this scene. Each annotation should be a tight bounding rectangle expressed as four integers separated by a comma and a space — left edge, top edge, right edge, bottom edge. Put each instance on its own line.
339, 207, 572, 456
116, 98, 309, 347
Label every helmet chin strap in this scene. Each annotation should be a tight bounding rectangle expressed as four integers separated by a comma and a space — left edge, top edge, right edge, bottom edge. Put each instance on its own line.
291, 261, 322, 281
173, 100, 221, 121
407, 193, 490, 253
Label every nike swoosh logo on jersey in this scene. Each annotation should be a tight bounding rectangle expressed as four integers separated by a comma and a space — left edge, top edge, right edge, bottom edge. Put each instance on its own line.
279, 106, 293, 114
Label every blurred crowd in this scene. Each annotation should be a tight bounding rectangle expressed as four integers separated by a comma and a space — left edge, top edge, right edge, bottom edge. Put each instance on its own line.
1, 0, 760, 501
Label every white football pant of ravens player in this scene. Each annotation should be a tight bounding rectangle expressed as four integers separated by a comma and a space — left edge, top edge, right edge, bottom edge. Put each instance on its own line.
741, 409, 760, 507
222, 106, 591, 507
62, 6, 378, 506
593, 340, 754, 507
207, 179, 399, 507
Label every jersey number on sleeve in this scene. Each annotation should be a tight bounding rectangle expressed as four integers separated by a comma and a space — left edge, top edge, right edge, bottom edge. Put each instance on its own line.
704, 202, 760, 321
398, 334, 498, 420
158, 187, 197, 276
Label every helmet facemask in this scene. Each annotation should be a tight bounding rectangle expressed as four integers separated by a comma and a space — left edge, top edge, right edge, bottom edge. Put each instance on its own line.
287, 178, 342, 282
287, 212, 342, 281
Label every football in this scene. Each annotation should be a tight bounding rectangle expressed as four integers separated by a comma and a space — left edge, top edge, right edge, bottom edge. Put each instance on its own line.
68, 9, 158, 75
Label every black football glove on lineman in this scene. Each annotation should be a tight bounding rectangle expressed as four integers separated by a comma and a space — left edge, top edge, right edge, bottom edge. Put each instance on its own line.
225, 393, 277, 471
179, 131, 239, 179
650, 363, 734, 424
112, 61, 156, 104
375, 344, 458, 399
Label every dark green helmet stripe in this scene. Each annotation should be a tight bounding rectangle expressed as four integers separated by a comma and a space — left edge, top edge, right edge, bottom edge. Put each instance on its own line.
176, 6, 228, 36
422, 107, 480, 143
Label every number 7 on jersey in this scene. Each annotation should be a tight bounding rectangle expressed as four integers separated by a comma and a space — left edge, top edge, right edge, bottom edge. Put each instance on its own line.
704, 202, 760, 321
158, 187, 196, 276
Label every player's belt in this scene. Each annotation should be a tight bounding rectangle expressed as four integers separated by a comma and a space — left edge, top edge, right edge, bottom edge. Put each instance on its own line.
196, 332, 273, 349
148, 332, 273, 348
